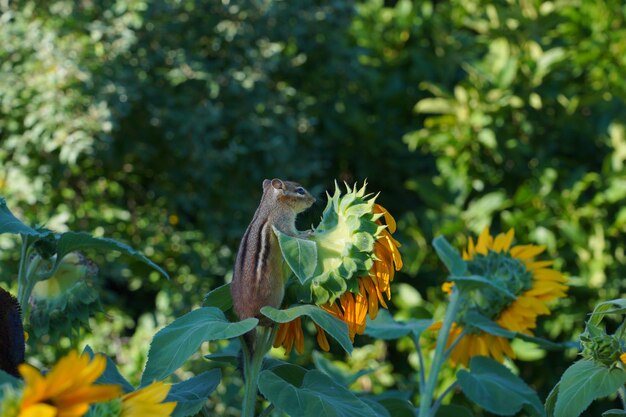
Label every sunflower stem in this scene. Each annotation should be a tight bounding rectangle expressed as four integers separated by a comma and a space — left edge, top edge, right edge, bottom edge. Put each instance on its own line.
430, 380, 458, 416
444, 329, 467, 358
241, 326, 277, 417
16, 234, 29, 309
411, 332, 426, 393
418, 288, 461, 417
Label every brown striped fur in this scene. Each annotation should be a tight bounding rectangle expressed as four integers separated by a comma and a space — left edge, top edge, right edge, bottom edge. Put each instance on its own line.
231, 179, 315, 340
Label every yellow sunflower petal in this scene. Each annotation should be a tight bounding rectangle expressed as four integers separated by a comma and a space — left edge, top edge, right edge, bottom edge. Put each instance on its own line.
122, 381, 176, 417
373, 204, 397, 234
510, 244, 545, 259
19, 404, 58, 417
314, 324, 330, 352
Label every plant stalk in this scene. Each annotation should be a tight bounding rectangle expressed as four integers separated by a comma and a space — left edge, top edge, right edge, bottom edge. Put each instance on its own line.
16, 234, 29, 308
418, 288, 461, 417
241, 326, 277, 417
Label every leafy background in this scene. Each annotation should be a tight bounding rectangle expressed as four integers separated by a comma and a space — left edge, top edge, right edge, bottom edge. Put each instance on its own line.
1, 0, 625, 415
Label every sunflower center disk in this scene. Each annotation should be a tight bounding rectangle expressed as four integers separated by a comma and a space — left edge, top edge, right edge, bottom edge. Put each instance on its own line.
463, 250, 533, 325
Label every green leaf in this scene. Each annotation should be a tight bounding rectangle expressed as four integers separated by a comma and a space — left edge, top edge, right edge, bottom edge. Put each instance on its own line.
545, 382, 559, 417
261, 304, 352, 353
450, 275, 516, 299
83, 346, 134, 393
312, 351, 375, 386
364, 309, 432, 340
263, 360, 308, 386
0, 370, 21, 387
167, 369, 221, 417
457, 356, 545, 417
589, 298, 626, 327
432, 236, 467, 276
202, 283, 232, 312
273, 227, 318, 284
0, 197, 39, 236
375, 398, 415, 417
258, 369, 379, 417
554, 360, 626, 417
55, 232, 169, 279
141, 307, 257, 385
603, 410, 626, 417
436, 404, 475, 417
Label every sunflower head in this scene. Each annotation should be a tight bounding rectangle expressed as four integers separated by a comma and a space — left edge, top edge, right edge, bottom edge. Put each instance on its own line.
274, 182, 402, 354
29, 252, 102, 343
437, 227, 567, 366
303, 182, 385, 306
18, 351, 121, 417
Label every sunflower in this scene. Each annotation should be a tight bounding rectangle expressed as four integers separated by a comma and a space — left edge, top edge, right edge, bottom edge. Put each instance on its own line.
18, 351, 121, 417
435, 227, 567, 366
120, 381, 176, 417
273, 200, 402, 354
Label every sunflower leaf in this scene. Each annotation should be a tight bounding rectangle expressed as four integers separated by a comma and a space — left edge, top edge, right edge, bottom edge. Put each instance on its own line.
167, 369, 221, 417
141, 307, 258, 385
202, 283, 232, 312
83, 346, 134, 393
273, 227, 318, 284
52, 232, 169, 280
0, 197, 40, 236
457, 356, 545, 417
261, 305, 352, 354
588, 298, 626, 327
0, 370, 20, 388
436, 405, 475, 417
258, 368, 379, 417
449, 275, 517, 299
602, 410, 626, 417
364, 309, 432, 340
313, 351, 376, 386
553, 359, 626, 417
433, 236, 467, 276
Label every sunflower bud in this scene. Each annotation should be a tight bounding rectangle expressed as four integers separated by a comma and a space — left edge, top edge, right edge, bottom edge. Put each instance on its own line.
581, 332, 621, 366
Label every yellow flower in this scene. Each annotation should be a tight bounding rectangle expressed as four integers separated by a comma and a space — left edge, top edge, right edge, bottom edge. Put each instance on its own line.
274, 204, 402, 354
18, 351, 121, 417
121, 381, 176, 417
436, 227, 567, 367
620, 353, 626, 365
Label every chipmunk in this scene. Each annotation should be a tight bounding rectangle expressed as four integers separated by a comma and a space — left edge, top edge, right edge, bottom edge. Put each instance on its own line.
231, 178, 315, 351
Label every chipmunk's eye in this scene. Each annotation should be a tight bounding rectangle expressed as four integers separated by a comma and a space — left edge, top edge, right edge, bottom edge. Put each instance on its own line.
295, 187, 305, 195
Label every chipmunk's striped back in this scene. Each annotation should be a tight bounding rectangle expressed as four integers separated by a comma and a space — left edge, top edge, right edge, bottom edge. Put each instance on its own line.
231, 179, 315, 329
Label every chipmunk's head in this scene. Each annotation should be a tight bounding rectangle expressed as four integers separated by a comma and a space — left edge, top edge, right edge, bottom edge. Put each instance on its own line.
263, 178, 315, 213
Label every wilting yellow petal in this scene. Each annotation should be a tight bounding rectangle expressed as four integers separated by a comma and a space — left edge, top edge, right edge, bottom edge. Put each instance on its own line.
314, 324, 330, 352
373, 204, 397, 233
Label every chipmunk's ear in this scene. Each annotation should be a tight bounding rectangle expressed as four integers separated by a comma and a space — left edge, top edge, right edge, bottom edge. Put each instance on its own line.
263, 179, 271, 189
271, 178, 284, 190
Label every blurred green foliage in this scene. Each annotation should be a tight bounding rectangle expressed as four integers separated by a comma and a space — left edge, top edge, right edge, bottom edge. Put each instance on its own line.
1, 0, 626, 415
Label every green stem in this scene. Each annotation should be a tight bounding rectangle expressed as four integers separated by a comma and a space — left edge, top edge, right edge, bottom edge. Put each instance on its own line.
418, 288, 461, 417
241, 326, 277, 417
258, 404, 275, 417
411, 332, 426, 393
430, 380, 458, 416
16, 234, 29, 307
